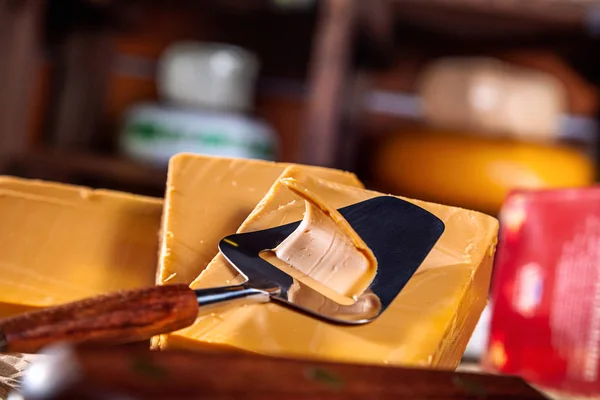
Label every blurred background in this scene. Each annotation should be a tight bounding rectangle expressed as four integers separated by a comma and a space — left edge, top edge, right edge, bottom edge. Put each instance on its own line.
2, 0, 600, 383
1, 0, 600, 216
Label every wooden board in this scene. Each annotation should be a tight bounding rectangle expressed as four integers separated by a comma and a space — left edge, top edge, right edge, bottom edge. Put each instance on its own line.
12, 345, 548, 399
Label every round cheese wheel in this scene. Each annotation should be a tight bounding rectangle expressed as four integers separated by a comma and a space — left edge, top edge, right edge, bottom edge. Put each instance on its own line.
371, 130, 595, 214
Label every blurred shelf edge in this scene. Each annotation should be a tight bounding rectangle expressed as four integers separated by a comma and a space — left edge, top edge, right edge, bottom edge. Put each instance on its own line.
81, 0, 595, 28
2, 0, 600, 189
4, 148, 168, 197
392, 0, 593, 32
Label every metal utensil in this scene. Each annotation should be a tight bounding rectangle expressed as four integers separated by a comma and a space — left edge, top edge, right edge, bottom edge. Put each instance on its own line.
219, 195, 445, 323
0, 196, 444, 353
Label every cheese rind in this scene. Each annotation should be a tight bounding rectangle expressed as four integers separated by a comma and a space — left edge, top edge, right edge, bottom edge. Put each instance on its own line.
0, 177, 163, 317
156, 153, 363, 286
157, 167, 499, 369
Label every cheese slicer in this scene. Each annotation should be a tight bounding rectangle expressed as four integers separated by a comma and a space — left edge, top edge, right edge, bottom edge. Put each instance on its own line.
0, 196, 444, 354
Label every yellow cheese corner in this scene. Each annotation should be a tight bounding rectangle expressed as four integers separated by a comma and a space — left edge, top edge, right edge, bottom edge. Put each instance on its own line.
156, 153, 363, 286
0, 176, 163, 317
156, 167, 499, 369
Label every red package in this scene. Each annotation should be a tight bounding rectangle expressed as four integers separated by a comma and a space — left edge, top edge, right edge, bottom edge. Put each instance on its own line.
485, 186, 600, 396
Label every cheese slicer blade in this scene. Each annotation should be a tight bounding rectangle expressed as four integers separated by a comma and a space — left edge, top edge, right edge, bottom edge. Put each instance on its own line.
0, 197, 444, 354
218, 196, 445, 324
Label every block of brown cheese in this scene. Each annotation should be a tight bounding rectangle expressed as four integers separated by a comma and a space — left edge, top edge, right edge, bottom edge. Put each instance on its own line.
0, 176, 163, 318
155, 167, 499, 369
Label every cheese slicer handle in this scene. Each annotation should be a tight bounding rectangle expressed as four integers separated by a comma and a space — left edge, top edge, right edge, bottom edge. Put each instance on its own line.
0, 284, 199, 354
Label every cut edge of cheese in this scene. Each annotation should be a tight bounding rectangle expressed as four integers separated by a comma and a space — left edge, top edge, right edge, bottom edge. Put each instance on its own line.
0, 175, 163, 205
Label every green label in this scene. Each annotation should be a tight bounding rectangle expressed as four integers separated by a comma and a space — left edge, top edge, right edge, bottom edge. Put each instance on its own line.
124, 121, 275, 159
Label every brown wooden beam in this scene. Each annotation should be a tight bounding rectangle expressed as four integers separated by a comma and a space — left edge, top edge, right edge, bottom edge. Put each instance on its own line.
393, 0, 586, 37
299, 0, 357, 167
357, 0, 394, 59
14, 345, 548, 399
0, 0, 45, 161
49, 26, 115, 151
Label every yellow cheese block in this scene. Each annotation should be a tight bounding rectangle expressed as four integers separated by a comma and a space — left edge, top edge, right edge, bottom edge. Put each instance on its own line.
156, 166, 499, 369
156, 153, 363, 286
0, 176, 163, 318
372, 131, 595, 215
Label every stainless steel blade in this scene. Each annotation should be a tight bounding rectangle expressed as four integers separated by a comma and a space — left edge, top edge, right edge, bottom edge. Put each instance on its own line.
219, 196, 445, 324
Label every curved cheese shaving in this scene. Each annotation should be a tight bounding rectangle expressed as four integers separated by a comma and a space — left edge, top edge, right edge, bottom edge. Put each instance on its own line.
273, 176, 377, 299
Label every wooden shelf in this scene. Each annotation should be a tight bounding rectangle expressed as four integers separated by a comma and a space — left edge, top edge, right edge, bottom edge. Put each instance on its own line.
5, 148, 167, 196
1, 0, 597, 184
393, 0, 591, 29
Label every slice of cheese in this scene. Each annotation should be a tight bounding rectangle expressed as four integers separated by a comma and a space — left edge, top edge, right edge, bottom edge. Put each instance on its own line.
156, 153, 363, 286
0, 176, 163, 318
272, 178, 377, 299
156, 166, 499, 369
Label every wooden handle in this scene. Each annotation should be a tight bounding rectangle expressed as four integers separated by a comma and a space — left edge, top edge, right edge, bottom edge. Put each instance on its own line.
0, 284, 199, 353
13, 345, 546, 399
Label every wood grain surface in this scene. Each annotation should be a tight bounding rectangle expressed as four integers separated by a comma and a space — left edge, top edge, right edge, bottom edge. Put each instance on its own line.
13, 345, 548, 399
0, 284, 198, 353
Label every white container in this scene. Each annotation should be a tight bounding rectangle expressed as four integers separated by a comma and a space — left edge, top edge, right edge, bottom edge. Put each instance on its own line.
157, 41, 260, 112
